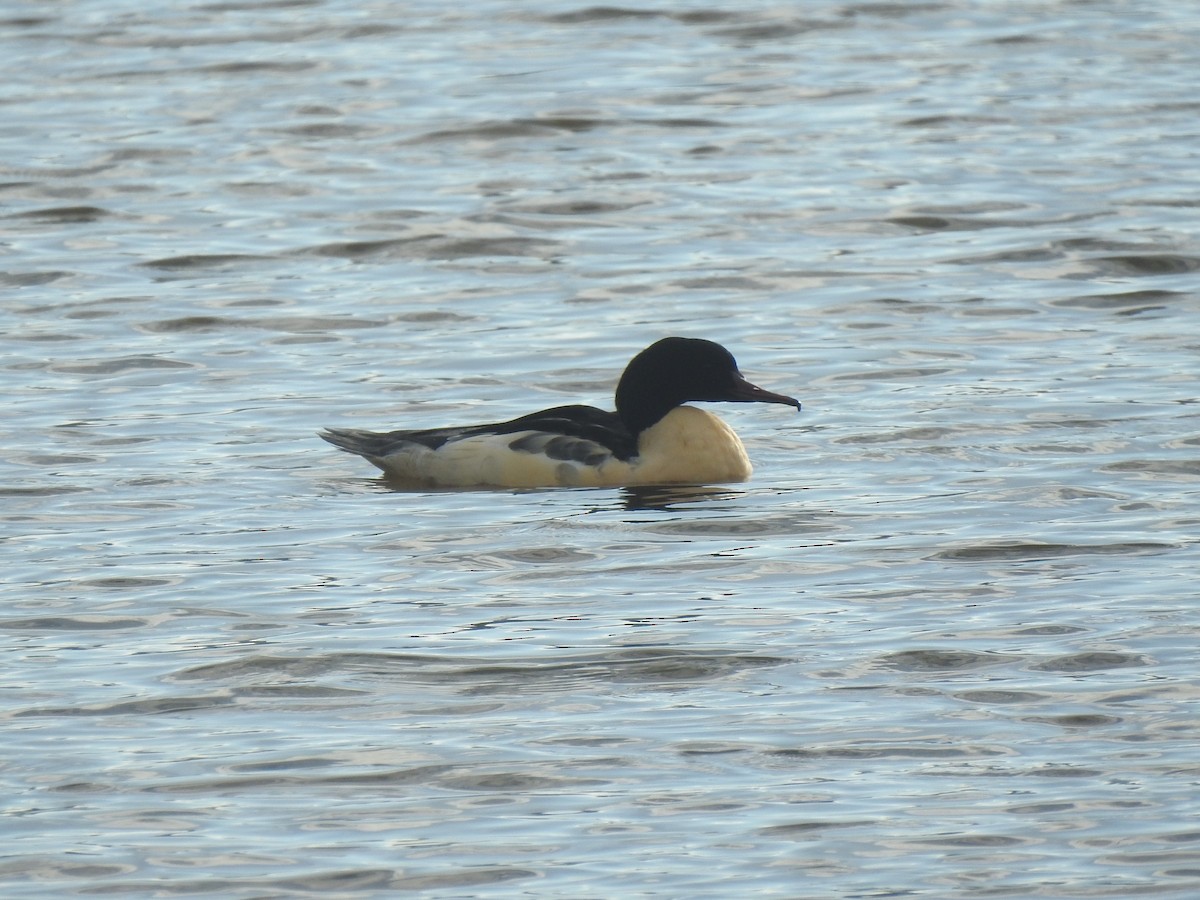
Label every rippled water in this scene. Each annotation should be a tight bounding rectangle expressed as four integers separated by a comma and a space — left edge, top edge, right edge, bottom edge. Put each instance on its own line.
3, 1, 1199, 897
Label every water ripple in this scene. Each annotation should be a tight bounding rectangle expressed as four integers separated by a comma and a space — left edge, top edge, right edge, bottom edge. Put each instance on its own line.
4, 1, 1200, 896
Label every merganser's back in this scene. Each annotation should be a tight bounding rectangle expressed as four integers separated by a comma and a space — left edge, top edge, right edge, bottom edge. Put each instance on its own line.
320, 337, 800, 488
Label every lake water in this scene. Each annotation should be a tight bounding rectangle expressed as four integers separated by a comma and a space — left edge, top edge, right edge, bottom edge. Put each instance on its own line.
3, 1, 1199, 897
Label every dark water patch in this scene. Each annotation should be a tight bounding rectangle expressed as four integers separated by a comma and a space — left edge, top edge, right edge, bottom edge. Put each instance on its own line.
411, 116, 610, 143
0, 14, 57, 27
1049, 289, 1181, 314
443, 652, 784, 690
8, 332, 85, 342
2, 615, 149, 631
931, 540, 1176, 562
306, 236, 439, 259
93, 60, 319, 82
905, 201, 1028, 215
1006, 623, 1089, 636
138, 314, 255, 333
79, 575, 181, 589
510, 198, 648, 216
275, 121, 383, 139
712, 18, 847, 42
643, 116, 725, 128
224, 179, 318, 198
674, 741, 752, 755
1129, 196, 1200, 208
600, 650, 787, 683
195, 0, 324, 11
305, 234, 559, 260
138, 253, 275, 271
887, 214, 958, 231
170, 653, 349, 681
824, 366, 955, 382
850, 3, 947, 17
393, 310, 477, 324
833, 425, 964, 445
8, 452, 101, 465
150, 764, 458, 793
1160, 831, 1200, 844
874, 649, 1010, 672
48, 781, 122, 794
91, 25, 327, 51
0, 162, 113, 179
639, 512, 834, 538
92, 436, 157, 448
543, 6, 669, 23
0, 270, 75, 287
672, 274, 773, 290
439, 771, 604, 791
1021, 713, 1123, 728
14, 294, 151, 319
955, 690, 1048, 704
985, 32, 1045, 45
1102, 459, 1200, 481
339, 23, 409, 40
867, 297, 945, 314
494, 547, 597, 564
138, 314, 386, 333
899, 114, 1008, 128
198, 58, 319, 75
887, 214, 1003, 232
0, 860, 136, 881
890, 209, 1098, 231
510, 115, 616, 132
1023, 765, 1104, 778
226, 755, 340, 774
234, 684, 365, 699
1006, 800, 1091, 814
1092, 254, 1200, 277
412, 114, 719, 145
171, 649, 787, 691
15, 694, 234, 718
5, 205, 111, 223
424, 546, 599, 569
50, 355, 197, 375
896, 833, 1029, 848
106, 146, 193, 164
80, 866, 534, 895
769, 743, 1007, 761
0, 484, 93, 497
542, 7, 742, 25
759, 820, 874, 838
423, 236, 561, 260
949, 246, 1061, 266
1029, 652, 1153, 673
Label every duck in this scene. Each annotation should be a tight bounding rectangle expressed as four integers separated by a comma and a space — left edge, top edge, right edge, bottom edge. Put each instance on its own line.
320, 336, 800, 488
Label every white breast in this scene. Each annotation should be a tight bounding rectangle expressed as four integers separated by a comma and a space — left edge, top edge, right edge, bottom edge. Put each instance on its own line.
622, 406, 752, 486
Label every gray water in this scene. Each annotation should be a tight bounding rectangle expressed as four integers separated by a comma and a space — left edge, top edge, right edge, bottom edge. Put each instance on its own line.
3, 1, 1199, 897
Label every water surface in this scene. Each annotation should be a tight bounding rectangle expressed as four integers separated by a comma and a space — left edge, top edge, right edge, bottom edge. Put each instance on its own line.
3, 1, 1199, 897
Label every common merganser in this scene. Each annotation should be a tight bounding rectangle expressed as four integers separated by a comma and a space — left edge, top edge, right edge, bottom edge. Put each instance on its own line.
320, 337, 800, 488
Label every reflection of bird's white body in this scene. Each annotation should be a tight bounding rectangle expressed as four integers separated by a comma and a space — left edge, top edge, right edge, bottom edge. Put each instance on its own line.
321, 337, 800, 489
354, 406, 752, 488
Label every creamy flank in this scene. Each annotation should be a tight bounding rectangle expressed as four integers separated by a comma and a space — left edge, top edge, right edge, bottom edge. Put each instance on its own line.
361, 406, 751, 488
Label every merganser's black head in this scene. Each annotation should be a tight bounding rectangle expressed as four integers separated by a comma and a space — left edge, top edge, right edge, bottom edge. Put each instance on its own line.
614, 337, 801, 436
